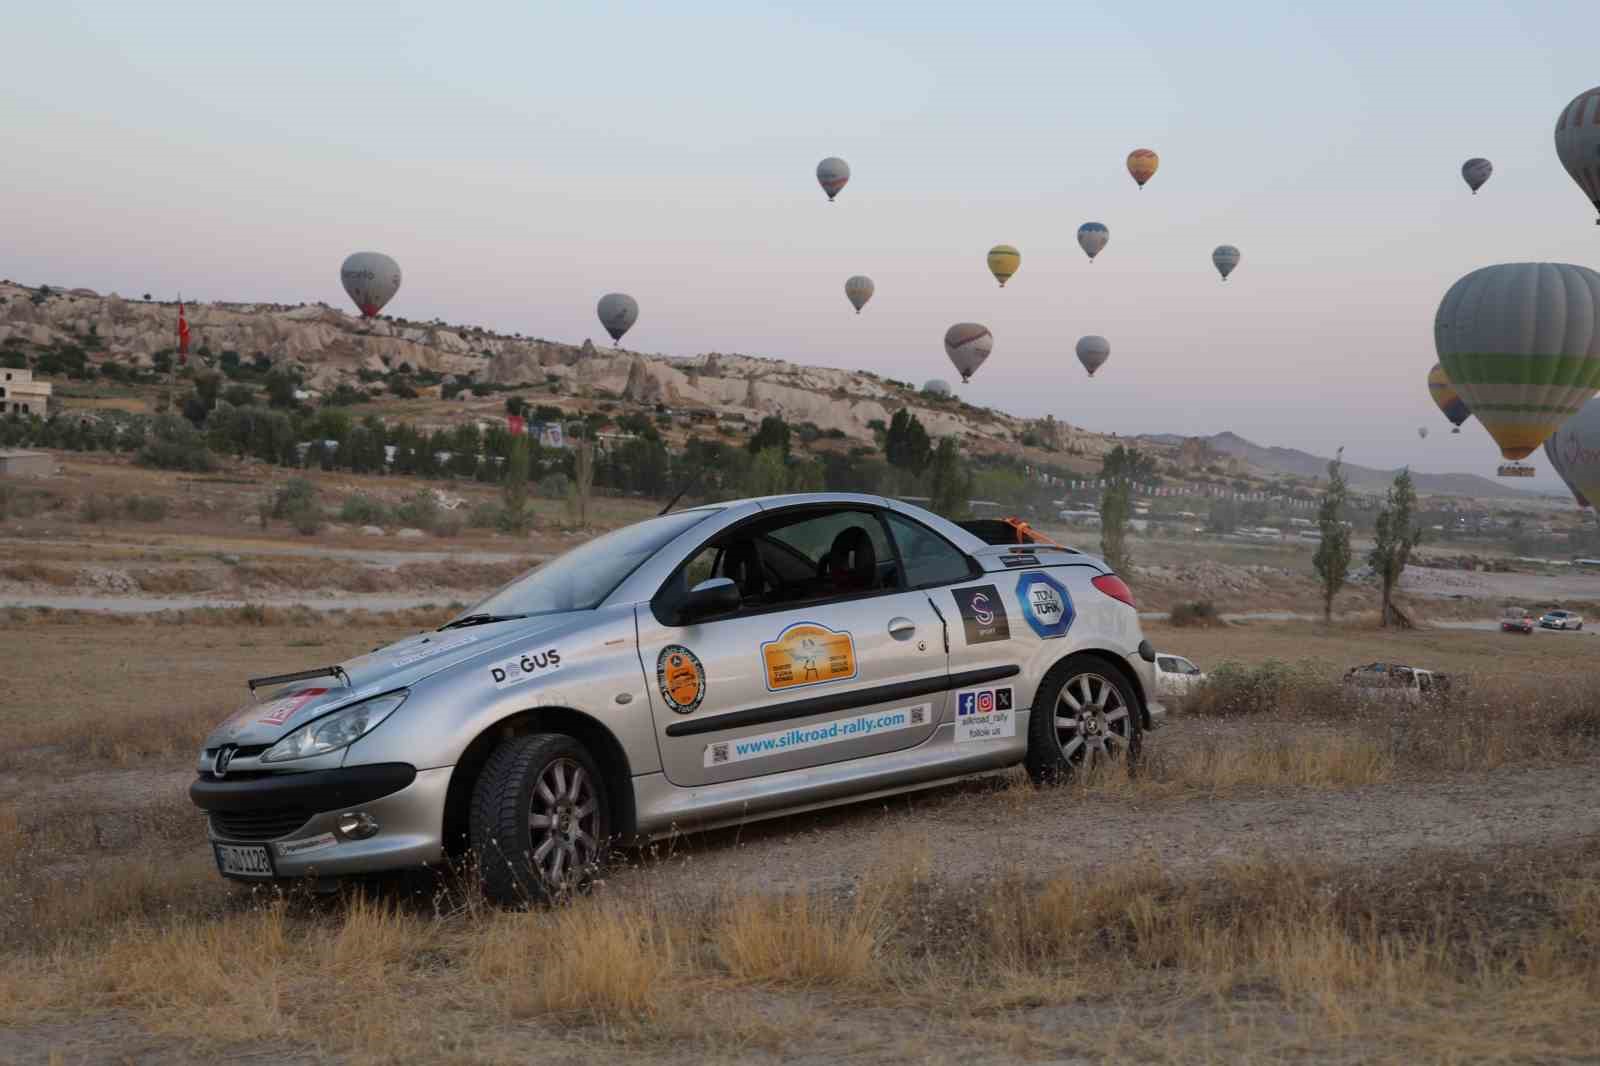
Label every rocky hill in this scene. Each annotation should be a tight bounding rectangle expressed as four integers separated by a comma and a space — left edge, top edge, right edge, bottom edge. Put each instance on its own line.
1159, 431, 1542, 500
0, 281, 1114, 465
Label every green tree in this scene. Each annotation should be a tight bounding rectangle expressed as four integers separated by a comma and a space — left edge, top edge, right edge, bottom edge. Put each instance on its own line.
744, 446, 790, 496
1312, 448, 1353, 622
567, 441, 595, 528
926, 437, 971, 518
1368, 468, 1424, 628
885, 408, 932, 474
1099, 480, 1132, 573
265, 369, 299, 408
1100, 444, 1158, 486
500, 435, 533, 534
747, 415, 791, 458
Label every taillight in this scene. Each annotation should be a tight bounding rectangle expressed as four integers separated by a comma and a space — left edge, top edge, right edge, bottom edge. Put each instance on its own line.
1092, 573, 1135, 608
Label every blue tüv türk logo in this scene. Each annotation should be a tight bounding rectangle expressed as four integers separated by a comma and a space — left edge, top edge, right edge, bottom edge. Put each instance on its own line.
1016, 571, 1074, 638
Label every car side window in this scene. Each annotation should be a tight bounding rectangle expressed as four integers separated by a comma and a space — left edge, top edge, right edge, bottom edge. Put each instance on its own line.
883, 512, 976, 589
1157, 656, 1177, 672
663, 507, 903, 621
1177, 658, 1199, 675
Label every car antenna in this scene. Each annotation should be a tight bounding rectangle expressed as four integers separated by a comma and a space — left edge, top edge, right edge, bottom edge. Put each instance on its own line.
658, 471, 703, 516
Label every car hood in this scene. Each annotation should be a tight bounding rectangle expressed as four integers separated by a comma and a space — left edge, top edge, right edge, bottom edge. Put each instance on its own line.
202, 612, 591, 749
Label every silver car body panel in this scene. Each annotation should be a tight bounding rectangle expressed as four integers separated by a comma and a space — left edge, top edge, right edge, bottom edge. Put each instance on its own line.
191, 493, 1158, 880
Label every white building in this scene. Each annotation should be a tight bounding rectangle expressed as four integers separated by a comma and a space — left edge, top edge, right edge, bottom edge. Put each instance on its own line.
0, 368, 51, 416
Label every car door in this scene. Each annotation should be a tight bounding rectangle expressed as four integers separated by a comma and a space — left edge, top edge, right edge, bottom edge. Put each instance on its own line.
637, 505, 948, 788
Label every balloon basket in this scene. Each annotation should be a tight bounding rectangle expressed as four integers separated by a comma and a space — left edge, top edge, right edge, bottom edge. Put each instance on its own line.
1497, 462, 1536, 478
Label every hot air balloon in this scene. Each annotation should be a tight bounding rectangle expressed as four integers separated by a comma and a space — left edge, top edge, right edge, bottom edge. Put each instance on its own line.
1212, 245, 1240, 281
596, 293, 639, 344
987, 245, 1020, 287
1434, 262, 1600, 461
923, 379, 953, 397
1461, 158, 1493, 194
1075, 335, 1110, 377
1554, 87, 1600, 224
1127, 149, 1159, 189
1077, 222, 1109, 262
1418, 426, 1429, 440
1544, 397, 1600, 508
1427, 363, 1472, 433
844, 275, 874, 314
816, 157, 850, 202
944, 323, 993, 383
340, 252, 402, 319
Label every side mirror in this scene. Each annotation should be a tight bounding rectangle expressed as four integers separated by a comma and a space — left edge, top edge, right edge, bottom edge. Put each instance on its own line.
683, 576, 740, 621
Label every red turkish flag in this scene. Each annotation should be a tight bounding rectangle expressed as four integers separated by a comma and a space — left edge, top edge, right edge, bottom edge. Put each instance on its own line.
177, 301, 191, 365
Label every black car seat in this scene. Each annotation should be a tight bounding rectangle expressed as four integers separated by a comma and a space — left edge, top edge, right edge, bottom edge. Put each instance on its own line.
720, 540, 766, 604
821, 526, 876, 594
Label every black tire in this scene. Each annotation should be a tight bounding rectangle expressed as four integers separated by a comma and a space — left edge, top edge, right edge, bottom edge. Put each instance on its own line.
470, 732, 610, 906
1025, 653, 1143, 785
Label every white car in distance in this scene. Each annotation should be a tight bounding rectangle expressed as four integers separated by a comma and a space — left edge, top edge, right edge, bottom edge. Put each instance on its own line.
1154, 654, 1205, 701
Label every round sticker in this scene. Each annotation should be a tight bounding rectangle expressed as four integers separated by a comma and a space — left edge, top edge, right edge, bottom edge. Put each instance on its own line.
656, 645, 705, 714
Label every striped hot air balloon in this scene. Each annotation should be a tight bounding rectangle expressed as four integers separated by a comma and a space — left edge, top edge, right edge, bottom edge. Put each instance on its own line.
1433, 263, 1600, 461
1427, 363, 1471, 432
1554, 87, 1600, 224
1077, 222, 1109, 262
944, 323, 993, 383
1126, 149, 1159, 188
1545, 397, 1600, 508
987, 245, 1020, 287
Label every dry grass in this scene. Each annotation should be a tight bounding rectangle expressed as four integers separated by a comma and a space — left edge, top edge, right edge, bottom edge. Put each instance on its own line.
2, 844, 1597, 1061
0, 561, 77, 586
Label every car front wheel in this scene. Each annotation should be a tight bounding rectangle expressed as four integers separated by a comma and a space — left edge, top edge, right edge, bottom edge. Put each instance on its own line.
470, 732, 610, 905
1025, 654, 1142, 784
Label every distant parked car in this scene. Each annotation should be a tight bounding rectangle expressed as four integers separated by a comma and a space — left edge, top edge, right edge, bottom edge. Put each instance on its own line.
1538, 609, 1584, 631
1154, 653, 1205, 701
1343, 662, 1450, 704
1501, 607, 1535, 634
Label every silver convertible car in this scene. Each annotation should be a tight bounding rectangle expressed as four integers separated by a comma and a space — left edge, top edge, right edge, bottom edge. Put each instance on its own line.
191, 493, 1164, 902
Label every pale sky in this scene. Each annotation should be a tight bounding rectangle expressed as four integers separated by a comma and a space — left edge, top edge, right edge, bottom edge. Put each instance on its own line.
4, 1, 1597, 490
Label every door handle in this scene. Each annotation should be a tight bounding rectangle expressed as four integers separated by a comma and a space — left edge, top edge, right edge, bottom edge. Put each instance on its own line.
888, 617, 917, 641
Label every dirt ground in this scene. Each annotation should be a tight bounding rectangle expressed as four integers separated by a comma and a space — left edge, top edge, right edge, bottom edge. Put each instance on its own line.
0, 607, 1598, 1063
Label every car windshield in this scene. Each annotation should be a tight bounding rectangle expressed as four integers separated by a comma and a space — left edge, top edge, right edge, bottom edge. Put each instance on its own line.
457, 508, 720, 621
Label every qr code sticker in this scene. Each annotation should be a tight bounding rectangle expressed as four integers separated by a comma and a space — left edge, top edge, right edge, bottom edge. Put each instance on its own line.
710, 743, 729, 765
910, 705, 927, 725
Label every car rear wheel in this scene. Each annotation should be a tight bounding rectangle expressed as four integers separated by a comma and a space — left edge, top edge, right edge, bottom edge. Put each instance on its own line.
1025, 654, 1142, 785
470, 732, 610, 906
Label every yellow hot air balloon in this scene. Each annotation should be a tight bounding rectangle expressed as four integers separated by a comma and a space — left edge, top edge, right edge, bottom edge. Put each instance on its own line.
1127, 148, 1159, 188
987, 244, 1020, 287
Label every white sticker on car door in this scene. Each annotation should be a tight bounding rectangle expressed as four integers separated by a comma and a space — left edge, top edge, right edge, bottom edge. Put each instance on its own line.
703, 703, 931, 768
954, 685, 1016, 743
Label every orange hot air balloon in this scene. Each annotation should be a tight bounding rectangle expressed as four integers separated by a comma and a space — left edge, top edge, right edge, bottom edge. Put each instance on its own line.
1127, 149, 1159, 189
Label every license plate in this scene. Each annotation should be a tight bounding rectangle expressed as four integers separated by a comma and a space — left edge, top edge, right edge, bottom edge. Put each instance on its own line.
213, 842, 275, 879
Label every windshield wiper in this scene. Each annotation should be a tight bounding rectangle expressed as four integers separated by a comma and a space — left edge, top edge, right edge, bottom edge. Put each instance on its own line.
438, 613, 528, 631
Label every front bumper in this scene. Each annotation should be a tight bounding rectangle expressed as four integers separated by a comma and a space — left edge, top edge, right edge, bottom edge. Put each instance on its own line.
190, 763, 452, 879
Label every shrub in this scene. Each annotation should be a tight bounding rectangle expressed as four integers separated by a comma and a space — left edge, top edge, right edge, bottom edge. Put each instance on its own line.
535, 473, 571, 500
339, 494, 392, 525
136, 432, 216, 473
1186, 659, 1344, 718
78, 494, 119, 523
466, 502, 503, 529
221, 385, 256, 408
395, 489, 442, 530
1169, 600, 1222, 627
271, 478, 319, 519
123, 496, 169, 522
0, 484, 51, 520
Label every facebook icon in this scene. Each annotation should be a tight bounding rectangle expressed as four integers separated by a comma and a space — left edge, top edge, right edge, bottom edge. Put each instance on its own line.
957, 692, 977, 717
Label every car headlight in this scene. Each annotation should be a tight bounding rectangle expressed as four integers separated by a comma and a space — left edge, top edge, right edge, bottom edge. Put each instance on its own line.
260, 691, 408, 764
